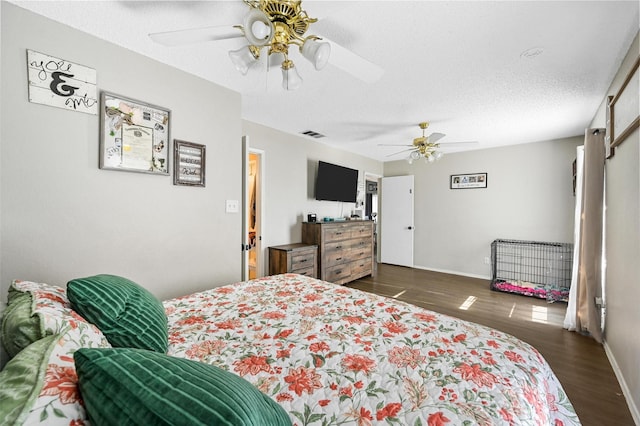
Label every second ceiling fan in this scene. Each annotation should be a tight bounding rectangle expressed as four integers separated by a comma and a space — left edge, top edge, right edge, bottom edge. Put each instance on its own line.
379, 122, 478, 163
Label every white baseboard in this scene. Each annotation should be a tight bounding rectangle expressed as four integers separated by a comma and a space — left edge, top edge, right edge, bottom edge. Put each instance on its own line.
412, 264, 491, 281
603, 341, 640, 425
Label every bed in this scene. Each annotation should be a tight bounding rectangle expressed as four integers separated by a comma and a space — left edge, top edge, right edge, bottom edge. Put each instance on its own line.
0, 273, 580, 425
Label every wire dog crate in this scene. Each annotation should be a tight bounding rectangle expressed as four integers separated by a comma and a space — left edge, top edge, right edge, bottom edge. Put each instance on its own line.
490, 239, 573, 302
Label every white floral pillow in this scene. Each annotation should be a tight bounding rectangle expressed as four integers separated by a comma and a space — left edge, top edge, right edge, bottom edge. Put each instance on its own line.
23, 327, 110, 425
11, 279, 105, 338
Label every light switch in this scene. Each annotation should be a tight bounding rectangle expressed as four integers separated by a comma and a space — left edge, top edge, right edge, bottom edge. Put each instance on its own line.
225, 199, 239, 213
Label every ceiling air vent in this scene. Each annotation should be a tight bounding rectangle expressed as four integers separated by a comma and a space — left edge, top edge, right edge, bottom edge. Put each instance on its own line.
301, 130, 325, 139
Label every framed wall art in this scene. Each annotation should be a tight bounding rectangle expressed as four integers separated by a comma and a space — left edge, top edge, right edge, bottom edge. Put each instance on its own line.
606, 55, 639, 158
27, 49, 98, 115
99, 92, 170, 175
450, 173, 488, 189
174, 140, 206, 187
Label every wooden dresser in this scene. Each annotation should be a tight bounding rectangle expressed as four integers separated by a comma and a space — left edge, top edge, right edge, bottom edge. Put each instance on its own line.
268, 243, 318, 278
302, 221, 375, 285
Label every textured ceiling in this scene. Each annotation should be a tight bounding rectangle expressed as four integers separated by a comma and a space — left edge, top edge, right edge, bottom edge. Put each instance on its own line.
12, 1, 639, 162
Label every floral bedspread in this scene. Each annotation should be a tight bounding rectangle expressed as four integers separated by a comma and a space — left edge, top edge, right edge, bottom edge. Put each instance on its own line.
165, 274, 580, 426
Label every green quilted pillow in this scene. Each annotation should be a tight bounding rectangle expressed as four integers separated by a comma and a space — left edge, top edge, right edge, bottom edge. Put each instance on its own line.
1, 290, 42, 358
67, 275, 168, 353
74, 348, 292, 426
0, 334, 58, 426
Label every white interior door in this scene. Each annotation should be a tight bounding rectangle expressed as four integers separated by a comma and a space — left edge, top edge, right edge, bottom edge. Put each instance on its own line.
380, 175, 414, 267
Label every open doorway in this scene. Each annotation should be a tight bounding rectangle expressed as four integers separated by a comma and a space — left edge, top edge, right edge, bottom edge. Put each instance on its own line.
364, 172, 382, 265
247, 151, 263, 279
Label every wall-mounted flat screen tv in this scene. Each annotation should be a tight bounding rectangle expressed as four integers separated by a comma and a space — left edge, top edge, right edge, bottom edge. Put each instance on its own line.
315, 161, 358, 203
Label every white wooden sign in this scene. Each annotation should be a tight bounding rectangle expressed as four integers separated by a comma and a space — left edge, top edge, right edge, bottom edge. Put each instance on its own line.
27, 50, 98, 115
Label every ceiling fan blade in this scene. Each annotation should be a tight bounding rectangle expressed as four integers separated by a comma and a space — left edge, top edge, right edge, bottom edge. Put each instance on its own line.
427, 132, 446, 144
149, 25, 243, 47
386, 148, 415, 157
377, 144, 413, 147
321, 37, 384, 84
438, 141, 479, 146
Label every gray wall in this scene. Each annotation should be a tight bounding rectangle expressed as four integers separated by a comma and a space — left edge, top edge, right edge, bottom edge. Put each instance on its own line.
591, 32, 639, 423
243, 121, 383, 277
1, 3, 243, 302
384, 137, 581, 278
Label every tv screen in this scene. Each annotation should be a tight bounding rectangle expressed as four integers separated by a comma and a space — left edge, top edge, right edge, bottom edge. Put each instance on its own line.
315, 161, 358, 203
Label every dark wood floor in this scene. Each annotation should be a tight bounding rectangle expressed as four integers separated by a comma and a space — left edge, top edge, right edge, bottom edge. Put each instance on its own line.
347, 264, 634, 426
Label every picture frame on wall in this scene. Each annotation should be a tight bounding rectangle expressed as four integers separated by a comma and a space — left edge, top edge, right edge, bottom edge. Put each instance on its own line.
606, 55, 639, 158
99, 92, 170, 175
27, 49, 98, 115
450, 173, 488, 189
174, 140, 206, 187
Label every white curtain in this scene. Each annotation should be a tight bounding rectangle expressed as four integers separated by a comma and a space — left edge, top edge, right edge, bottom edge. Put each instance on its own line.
564, 129, 605, 343
564, 146, 583, 330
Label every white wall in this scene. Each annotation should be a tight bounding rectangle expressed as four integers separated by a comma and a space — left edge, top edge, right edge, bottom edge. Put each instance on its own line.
1, 3, 243, 302
384, 137, 581, 278
591, 32, 639, 423
242, 121, 383, 277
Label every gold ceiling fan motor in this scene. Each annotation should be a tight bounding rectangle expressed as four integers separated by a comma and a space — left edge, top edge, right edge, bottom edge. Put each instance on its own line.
230, 0, 331, 90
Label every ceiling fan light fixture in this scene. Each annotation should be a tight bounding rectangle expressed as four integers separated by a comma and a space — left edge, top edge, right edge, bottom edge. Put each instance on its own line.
301, 38, 331, 70
281, 59, 303, 90
228, 45, 260, 75
243, 8, 274, 46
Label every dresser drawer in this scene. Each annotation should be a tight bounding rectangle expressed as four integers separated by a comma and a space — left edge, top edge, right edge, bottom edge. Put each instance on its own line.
291, 251, 315, 270
323, 226, 351, 242
349, 224, 373, 239
326, 249, 349, 267
349, 246, 371, 261
324, 240, 349, 253
292, 266, 315, 277
351, 258, 372, 276
350, 237, 372, 251
325, 263, 352, 282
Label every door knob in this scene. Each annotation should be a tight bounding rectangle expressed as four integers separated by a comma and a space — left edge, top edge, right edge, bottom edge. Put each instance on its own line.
407, 226, 413, 230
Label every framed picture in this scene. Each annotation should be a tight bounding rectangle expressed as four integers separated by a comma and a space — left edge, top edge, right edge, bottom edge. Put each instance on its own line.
99, 92, 170, 175
450, 173, 488, 189
174, 140, 206, 187
27, 49, 98, 115
607, 55, 639, 158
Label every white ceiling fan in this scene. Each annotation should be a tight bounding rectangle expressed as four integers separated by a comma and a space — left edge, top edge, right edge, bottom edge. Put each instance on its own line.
379, 122, 478, 163
149, 0, 384, 90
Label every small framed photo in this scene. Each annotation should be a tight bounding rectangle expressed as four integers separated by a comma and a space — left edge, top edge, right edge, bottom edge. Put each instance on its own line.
174, 140, 205, 187
450, 172, 487, 189
99, 92, 170, 175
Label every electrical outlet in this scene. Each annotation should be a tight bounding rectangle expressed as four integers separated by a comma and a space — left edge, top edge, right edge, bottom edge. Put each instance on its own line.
225, 199, 239, 213
484, 257, 490, 265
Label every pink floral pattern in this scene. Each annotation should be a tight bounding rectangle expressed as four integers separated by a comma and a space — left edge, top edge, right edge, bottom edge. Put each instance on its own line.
166, 274, 580, 425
